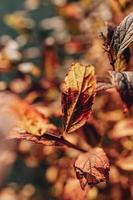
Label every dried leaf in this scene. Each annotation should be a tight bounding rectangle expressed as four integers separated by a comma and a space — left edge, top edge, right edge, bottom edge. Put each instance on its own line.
114, 54, 128, 72
110, 119, 133, 139
43, 41, 58, 81
109, 71, 133, 108
9, 133, 62, 146
96, 75, 114, 92
0, 92, 61, 146
104, 21, 131, 72
96, 82, 113, 92
116, 153, 133, 171
62, 63, 96, 134
74, 147, 110, 189
112, 12, 133, 56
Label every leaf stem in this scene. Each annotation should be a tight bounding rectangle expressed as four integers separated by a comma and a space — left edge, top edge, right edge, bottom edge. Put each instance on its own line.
43, 134, 87, 152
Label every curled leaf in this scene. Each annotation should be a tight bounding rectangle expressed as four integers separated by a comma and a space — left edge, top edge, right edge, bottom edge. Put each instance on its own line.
109, 71, 133, 108
62, 63, 96, 134
74, 147, 110, 190
103, 21, 131, 72
112, 12, 133, 56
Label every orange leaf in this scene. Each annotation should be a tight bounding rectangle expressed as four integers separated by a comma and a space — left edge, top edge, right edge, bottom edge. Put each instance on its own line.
0, 92, 61, 146
116, 153, 133, 172
63, 179, 89, 200
43, 41, 58, 81
62, 63, 96, 134
74, 147, 110, 189
109, 119, 133, 139
10, 133, 62, 146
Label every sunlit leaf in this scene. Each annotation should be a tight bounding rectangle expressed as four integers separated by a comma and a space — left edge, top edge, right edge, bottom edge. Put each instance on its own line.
74, 147, 110, 189
62, 63, 96, 134
0, 92, 61, 146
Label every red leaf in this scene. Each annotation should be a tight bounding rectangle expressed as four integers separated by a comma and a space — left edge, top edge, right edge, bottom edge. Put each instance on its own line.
62, 63, 96, 134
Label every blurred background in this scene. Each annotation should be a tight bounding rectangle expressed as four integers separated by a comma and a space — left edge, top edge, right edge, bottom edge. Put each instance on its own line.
0, 0, 133, 200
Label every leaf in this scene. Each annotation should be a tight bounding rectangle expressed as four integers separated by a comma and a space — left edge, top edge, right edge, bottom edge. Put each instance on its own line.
9, 133, 62, 146
109, 119, 133, 139
74, 147, 110, 190
104, 20, 131, 72
62, 63, 96, 134
114, 54, 128, 72
0, 92, 61, 146
109, 71, 133, 108
96, 75, 114, 92
63, 178, 89, 200
116, 153, 133, 172
112, 12, 133, 56
43, 41, 58, 81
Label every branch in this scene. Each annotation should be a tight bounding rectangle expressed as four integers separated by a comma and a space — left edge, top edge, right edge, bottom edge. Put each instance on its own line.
43, 134, 87, 152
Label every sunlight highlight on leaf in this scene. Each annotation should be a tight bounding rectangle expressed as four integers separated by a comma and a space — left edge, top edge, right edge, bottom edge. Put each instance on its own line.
62, 63, 96, 134
0, 92, 61, 146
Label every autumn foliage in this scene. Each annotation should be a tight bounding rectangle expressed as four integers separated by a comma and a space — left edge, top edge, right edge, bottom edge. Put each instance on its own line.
0, 1, 133, 200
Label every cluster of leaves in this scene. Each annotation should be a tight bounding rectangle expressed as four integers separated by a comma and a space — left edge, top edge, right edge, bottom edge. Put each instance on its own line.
0, 1, 133, 200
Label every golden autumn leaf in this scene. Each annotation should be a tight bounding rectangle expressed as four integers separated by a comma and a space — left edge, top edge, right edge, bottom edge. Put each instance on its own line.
62, 63, 96, 134
74, 147, 110, 190
0, 92, 61, 146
